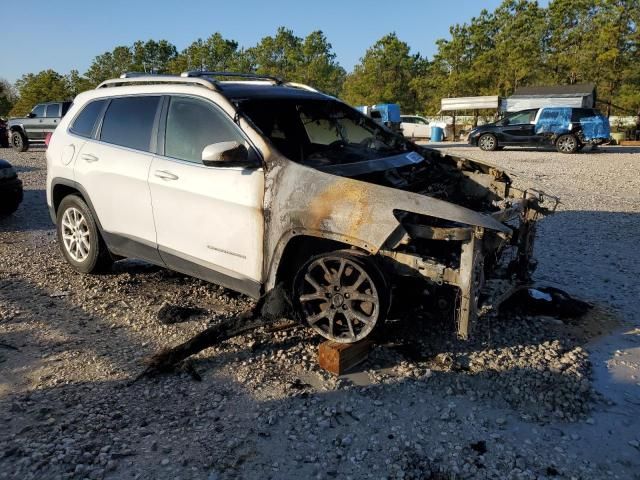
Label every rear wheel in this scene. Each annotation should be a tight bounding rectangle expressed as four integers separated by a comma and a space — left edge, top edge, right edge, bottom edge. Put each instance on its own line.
556, 134, 578, 154
478, 133, 498, 151
56, 195, 113, 273
293, 251, 389, 343
11, 131, 28, 152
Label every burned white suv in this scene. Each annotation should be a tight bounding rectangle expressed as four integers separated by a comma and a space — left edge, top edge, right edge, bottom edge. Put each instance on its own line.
46, 72, 555, 343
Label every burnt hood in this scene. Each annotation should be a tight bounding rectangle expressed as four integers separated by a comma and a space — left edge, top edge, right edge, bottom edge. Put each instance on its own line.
266, 159, 512, 256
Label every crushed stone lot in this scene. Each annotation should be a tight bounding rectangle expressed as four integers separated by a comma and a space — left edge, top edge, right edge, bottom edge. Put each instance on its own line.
1, 145, 640, 479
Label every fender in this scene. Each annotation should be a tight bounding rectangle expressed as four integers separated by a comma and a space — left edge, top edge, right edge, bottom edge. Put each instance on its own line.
49, 177, 106, 234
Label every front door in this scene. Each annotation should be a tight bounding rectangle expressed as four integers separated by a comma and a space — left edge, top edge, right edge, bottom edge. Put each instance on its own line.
148, 95, 264, 296
26, 104, 46, 140
498, 109, 538, 144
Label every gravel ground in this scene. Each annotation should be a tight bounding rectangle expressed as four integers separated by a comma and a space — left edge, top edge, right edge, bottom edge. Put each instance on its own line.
1, 145, 639, 479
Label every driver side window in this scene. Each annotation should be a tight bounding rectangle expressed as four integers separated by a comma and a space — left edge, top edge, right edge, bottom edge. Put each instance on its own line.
164, 96, 247, 164
32, 105, 46, 118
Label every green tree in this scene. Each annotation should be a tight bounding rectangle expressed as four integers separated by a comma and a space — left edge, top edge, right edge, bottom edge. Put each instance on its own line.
547, 0, 640, 114
342, 33, 424, 112
10, 70, 71, 116
297, 31, 346, 95
132, 40, 177, 73
167, 33, 245, 73
0, 79, 18, 117
245, 28, 345, 94
247, 27, 303, 80
65, 70, 94, 97
85, 40, 177, 85
490, 0, 547, 94
85, 45, 135, 86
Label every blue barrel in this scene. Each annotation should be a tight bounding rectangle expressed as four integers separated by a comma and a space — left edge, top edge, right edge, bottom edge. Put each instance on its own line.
430, 126, 444, 142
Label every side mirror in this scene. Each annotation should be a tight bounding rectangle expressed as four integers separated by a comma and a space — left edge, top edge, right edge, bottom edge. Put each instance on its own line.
201, 141, 249, 166
27, 112, 36, 118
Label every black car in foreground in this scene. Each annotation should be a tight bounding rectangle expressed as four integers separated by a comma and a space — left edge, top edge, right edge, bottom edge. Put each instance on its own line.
0, 118, 8, 148
468, 107, 611, 153
0, 159, 23, 216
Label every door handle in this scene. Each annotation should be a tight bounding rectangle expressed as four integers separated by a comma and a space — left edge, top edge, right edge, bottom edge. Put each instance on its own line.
154, 170, 179, 181
80, 153, 99, 163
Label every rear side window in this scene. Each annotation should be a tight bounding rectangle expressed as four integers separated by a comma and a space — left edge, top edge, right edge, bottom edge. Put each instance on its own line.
571, 108, 598, 121
45, 104, 60, 117
70, 100, 107, 138
100, 96, 160, 152
164, 96, 246, 163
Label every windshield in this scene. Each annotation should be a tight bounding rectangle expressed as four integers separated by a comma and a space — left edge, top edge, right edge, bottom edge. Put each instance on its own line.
236, 98, 409, 167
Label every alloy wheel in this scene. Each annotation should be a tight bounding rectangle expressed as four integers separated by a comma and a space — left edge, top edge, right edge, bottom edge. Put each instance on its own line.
61, 207, 91, 262
11, 133, 22, 149
479, 134, 496, 150
557, 135, 576, 153
297, 256, 380, 343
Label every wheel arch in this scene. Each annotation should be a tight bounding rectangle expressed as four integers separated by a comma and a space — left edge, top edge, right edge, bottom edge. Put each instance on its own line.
50, 178, 105, 234
9, 124, 25, 134
266, 233, 369, 292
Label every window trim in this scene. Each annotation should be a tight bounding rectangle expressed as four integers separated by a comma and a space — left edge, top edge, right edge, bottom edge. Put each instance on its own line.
157, 93, 262, 167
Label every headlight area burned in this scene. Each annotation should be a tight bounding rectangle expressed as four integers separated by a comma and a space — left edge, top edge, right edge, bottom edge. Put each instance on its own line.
376, 207, 542, 339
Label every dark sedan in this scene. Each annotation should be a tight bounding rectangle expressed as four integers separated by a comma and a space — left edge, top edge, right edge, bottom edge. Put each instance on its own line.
0, 158, 23, 216
0, 118, 8, 148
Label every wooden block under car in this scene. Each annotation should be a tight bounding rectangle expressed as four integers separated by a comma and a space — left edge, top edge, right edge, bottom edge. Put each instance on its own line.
318, 340, 373, 375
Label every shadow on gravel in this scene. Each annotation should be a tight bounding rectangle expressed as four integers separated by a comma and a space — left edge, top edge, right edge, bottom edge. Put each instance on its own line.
0, 276, 153, 377
13, 165, 43, 174
0, 189, 51, 233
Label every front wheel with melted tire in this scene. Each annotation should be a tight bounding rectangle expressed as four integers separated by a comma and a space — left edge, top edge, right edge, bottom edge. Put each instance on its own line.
293, 251, 389, 343
56, 195, 113, 274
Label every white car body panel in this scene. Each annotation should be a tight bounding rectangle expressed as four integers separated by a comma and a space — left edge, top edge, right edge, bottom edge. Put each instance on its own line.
148, 157, 264, 282
400, 116, 432, 139
74, 140, 157, 246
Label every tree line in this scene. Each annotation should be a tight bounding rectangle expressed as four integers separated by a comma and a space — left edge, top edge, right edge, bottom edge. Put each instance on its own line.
2, 0, 638, 118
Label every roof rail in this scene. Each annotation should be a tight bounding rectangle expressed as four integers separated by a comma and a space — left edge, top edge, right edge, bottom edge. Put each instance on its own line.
96, 73, 218, 91
284, 82, 320, 93
181, 71, 284, 85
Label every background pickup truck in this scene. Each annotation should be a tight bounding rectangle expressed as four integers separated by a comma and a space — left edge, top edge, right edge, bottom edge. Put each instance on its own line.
8, 101, 72, 152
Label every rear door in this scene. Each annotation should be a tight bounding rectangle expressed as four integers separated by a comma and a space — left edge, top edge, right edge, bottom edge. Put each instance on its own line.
45, 103, 62, 135
74, 95, 162, 261
148, 95, 264, 295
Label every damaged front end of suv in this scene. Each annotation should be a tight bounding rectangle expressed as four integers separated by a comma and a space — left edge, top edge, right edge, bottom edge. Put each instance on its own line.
231, 91, 558, 343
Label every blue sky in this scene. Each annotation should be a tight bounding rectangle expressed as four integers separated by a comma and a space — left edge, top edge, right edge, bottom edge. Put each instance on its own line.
1, 0, 545, 83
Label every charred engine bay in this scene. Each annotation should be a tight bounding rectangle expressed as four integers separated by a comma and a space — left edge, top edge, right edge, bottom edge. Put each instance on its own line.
339, 150, 507, 215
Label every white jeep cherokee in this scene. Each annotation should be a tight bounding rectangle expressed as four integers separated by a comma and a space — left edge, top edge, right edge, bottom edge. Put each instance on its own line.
46, 72, 554, 343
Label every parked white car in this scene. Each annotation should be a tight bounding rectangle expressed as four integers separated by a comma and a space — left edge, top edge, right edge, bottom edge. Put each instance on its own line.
400, 115, 431, 140
45, 72, 552, 343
